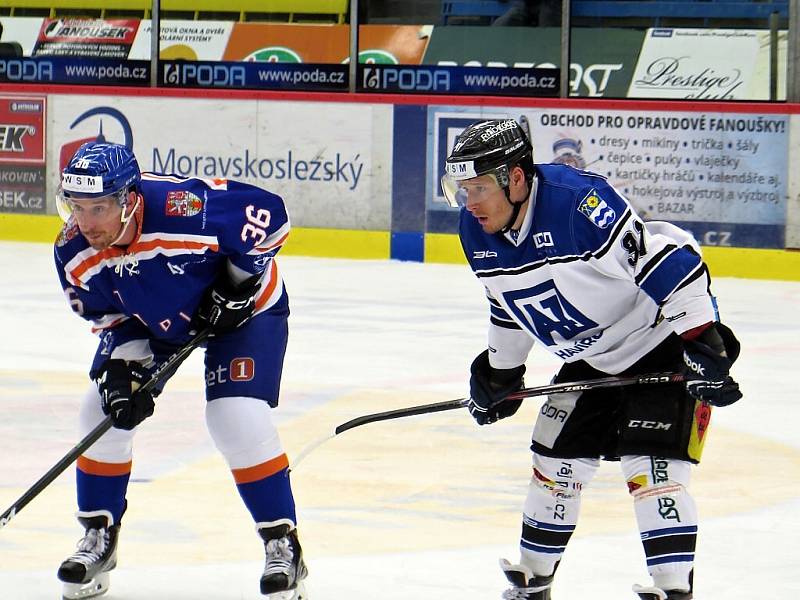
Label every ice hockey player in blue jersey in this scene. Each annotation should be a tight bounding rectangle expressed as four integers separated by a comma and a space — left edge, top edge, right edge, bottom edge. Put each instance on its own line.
53, 142, 308, 600
441, 120, 743, 600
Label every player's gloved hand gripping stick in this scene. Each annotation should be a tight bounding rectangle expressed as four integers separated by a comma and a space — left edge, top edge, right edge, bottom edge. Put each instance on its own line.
289, 371, 733, 472
0, 328, 211, 530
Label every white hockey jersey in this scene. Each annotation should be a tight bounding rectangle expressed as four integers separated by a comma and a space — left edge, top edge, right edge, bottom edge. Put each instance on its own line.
459, 164, 717, 374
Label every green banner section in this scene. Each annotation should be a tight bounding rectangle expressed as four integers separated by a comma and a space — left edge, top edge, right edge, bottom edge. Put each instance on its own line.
422, 26, 645, 98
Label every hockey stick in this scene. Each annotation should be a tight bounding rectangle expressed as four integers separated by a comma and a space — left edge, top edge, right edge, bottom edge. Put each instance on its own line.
0, 328, 211, 530
290, 372, 686, 472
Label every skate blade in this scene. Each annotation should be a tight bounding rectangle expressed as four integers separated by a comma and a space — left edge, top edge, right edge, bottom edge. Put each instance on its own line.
264, 581, 307, 600
62, 572, 110, 600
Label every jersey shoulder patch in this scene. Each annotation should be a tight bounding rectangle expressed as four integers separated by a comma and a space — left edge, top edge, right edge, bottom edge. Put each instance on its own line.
577, 188, 617, 229
55, 218, 81, 247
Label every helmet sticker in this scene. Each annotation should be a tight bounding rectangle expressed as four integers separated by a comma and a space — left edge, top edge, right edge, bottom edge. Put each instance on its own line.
445, 160, 477, 180
479, 120, 519, 142
61, 173, 103, 193
503, 140, 525, 155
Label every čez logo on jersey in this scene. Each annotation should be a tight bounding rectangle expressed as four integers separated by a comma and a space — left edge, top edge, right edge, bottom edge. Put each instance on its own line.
577, 189, 616, 229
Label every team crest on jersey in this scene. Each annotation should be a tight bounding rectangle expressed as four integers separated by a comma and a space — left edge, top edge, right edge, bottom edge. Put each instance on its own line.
165, 191, 203, 217
577, 189, 616, 229
55, 219, 80, 247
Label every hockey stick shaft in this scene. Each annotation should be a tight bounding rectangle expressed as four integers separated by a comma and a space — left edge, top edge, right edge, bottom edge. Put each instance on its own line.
0, 328, 211, 530
290, 371, 685, 471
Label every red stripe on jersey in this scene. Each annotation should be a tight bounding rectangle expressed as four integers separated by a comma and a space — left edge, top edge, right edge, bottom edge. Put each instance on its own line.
69, 238, 219, 284
90, 316, 126, 334
130, 238, 219, 254
70, 247, 125, 283
264, 232, 288, 250
255, 262, 280, 311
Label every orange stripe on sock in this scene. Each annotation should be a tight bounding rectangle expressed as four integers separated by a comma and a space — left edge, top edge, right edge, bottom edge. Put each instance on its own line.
77, 456, 133, 477
232, 454, 289, 484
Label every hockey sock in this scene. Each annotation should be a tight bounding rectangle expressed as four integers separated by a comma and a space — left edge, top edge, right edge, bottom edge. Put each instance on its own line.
206, 396, 298, 524
234, 458, 297, 523
622, 455, 697, 592
76, 456, 131, 524
76, 386, 135, 524
519, 454, 598, 576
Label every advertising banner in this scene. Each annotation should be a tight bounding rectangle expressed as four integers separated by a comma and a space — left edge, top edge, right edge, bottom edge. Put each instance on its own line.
422, 26, 645, 98
129, 20, 234, 61
48, 96, 391, 229
223, 23, 350, 62
754, 30, 788, 101
0, 56, 149, 85
357, 25, 431, 65
0, 95, 46, 214
428, 107, 787, 248
629, 28, 786, 100
160, 60, 347, 91
0, 16, 44, 56
358, 64, 558, 96
220, 23, 432, 64
32, 19, 140, 59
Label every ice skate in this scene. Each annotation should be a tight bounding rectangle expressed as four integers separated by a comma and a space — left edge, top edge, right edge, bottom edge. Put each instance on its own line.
500, 558, 554, 600
633, 569, 693, 600
58, 511, 119, 600
632, 584, 692, 600
258, 520, 308, 599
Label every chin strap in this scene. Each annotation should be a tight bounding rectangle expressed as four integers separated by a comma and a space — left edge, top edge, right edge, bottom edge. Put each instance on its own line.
499, 177, 535, 234
500, 195, 524, 234
109, 194, 141, 247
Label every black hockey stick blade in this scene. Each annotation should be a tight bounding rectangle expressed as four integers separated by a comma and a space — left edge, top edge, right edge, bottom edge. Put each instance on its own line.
290, 371, 684, 472
0, 328, 211, 530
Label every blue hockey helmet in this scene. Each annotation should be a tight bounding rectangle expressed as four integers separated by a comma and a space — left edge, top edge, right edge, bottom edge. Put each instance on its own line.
57, 142, 141, 221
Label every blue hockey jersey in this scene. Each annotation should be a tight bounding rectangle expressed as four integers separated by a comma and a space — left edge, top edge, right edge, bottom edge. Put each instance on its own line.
54, 173, 290, 354
460, 164, 716, 374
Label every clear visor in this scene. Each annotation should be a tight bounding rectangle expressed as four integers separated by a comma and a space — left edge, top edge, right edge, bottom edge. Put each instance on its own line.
440, 172, 504, 208
56, 186, 127, 223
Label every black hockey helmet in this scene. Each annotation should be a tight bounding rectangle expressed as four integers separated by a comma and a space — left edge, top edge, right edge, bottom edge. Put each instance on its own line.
441, 119, 534, 209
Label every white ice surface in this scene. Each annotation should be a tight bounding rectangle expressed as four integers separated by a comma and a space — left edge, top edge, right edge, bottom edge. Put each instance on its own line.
0, 241, 798, 599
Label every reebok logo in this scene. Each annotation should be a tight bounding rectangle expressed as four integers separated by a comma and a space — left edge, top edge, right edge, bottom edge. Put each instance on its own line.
683, 352, 705, 376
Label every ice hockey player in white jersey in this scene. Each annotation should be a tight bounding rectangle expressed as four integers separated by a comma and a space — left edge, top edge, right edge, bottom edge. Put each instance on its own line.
441, 119, 743, 600
53, 142, 307, 599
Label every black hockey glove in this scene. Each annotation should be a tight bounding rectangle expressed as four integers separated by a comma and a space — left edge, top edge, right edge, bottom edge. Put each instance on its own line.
96, 359, 155, 430
468, 349, 526, 426
682, 322, 743, 407
197, 273, 261, 335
